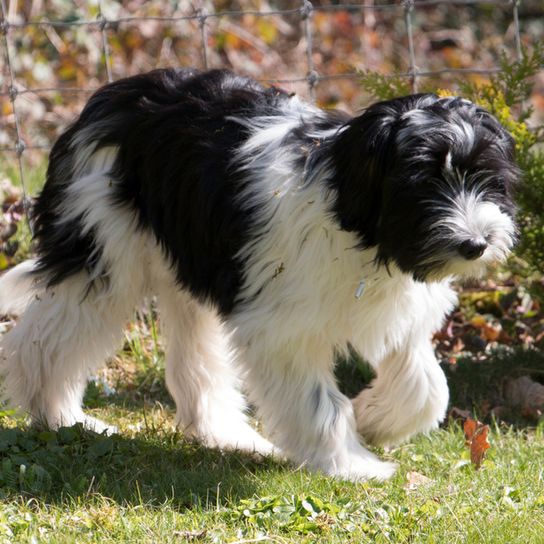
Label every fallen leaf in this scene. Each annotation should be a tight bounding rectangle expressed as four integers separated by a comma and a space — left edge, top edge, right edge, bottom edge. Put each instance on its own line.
463, 417, 490, 469
172, 529, 206, 540
470, 314, 487, 328
481, 321, 502, 342
449, 407, 472, 421
404, 471, 433, 492
504, 375, 544, 420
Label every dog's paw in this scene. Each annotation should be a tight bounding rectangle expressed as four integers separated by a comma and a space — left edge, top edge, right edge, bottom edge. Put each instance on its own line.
81, 415, 119, 435
352, 391, 402, 447
325, 452, 397, 482
353, 386, 446, 448
307, 443, 397, 482
187, 421, 278, 458
30, 413, 118, 435
335, 456, 398, 482
212, 431, 277, 457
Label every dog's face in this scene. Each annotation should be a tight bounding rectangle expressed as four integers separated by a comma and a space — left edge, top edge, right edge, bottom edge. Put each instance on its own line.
331, 94, 519, 282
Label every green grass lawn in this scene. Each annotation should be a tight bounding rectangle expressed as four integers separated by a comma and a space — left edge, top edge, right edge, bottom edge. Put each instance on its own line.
1, 319, 544, 544
1, 162, 544, 543
0, 312, 542, 543
1, 404, 543, 543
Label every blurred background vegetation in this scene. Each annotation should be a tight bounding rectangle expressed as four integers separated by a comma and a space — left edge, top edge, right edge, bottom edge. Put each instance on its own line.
2, 1, 543, 156
1, 0, 544, 423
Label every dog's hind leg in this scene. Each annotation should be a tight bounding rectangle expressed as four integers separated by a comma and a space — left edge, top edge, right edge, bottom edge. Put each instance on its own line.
0, 157, 149, 432
352, 339, 449, 447
0, 268, 141, 433
156, 285, 274, 456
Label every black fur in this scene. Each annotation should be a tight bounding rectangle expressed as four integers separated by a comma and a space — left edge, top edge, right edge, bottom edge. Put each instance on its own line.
32, 69, 519, 314
33, 69, 294, 313
328, 94, 518, 279
32, 125, 105, 286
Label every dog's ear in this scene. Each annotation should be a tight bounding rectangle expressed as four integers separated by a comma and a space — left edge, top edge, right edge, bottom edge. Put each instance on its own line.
330, 94, 438, 247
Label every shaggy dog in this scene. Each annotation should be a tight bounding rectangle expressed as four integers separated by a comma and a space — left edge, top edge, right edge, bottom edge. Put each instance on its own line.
0, 69, 518, 481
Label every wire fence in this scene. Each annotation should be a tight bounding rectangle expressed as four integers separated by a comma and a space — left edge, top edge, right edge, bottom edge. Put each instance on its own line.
0, 0, 535, 203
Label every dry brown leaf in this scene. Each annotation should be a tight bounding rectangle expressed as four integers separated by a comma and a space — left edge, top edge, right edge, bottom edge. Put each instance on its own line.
449, 406, 472, 421
404, 471, 433, 492
504, 376, 544, 420
463, 417, 490, 469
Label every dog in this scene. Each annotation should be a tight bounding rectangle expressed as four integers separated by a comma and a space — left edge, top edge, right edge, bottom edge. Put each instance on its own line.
0, 69, 518, 481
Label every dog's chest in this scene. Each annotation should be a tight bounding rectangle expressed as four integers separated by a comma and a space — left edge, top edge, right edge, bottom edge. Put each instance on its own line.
235, 205, 457, 364
346, 274, 456, 364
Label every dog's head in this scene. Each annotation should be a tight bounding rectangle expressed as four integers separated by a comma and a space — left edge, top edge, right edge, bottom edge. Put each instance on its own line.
330, 93, 519, 281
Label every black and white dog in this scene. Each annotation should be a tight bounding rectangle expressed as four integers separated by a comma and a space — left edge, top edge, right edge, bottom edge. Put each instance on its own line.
0, 69, 518, 481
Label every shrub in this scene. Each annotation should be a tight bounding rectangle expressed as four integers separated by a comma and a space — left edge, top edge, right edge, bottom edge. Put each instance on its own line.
360, 45, 544, 274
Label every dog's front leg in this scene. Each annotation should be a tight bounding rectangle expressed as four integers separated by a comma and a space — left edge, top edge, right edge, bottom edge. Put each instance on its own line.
352, 338, 449, 447
242, 344, 397, 481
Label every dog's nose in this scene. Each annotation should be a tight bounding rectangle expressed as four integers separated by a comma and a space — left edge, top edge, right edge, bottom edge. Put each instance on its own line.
458, 239, 487, 260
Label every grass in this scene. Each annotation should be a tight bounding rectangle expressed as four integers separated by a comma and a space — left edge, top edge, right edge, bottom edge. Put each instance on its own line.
1, 163, 544, 543
0, 406, 543, 543
0, 157, 46, 197
0, 312, 542, 543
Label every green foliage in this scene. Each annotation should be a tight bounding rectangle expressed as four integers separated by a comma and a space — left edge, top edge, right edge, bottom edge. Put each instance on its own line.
457, 45, 544, 124
457, 46, 544, 273
358, 71, 413, 101
236, 494, 368, 535
0, 418, 544, 542
0, 159, 46, 268
360, 45, 544, 273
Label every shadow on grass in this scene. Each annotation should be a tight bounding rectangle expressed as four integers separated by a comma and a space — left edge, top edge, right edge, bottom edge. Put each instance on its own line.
7, 346, 538, 507
0, 423, 281, 508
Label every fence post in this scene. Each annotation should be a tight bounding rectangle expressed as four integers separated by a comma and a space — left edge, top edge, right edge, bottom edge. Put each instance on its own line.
301, 0, 317, 101
403, 0, 418, 93
0, 0, 30, 220
198, 6, 209, 70
98, 0, 113, 83
511, 0, 523, 62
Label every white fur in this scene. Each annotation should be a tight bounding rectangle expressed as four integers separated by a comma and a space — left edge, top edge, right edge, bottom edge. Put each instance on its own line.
0, 259, 39, 316
224, 110, 459, 480
398, 107, 476, 159
0, 147, 274, 455
0, 97, 512, 481
0, 150, 147, 432
153, 263, 274, 455
425, 184, 516, 280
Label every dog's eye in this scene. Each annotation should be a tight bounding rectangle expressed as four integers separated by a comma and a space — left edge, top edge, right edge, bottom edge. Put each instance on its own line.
494, 178, 507, 190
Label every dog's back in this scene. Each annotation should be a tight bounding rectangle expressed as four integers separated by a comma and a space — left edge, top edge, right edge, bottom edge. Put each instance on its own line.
31, 68, 293, 313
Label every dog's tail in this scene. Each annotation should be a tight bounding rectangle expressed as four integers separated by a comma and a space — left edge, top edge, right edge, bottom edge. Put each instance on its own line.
0, 259, 39, 317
